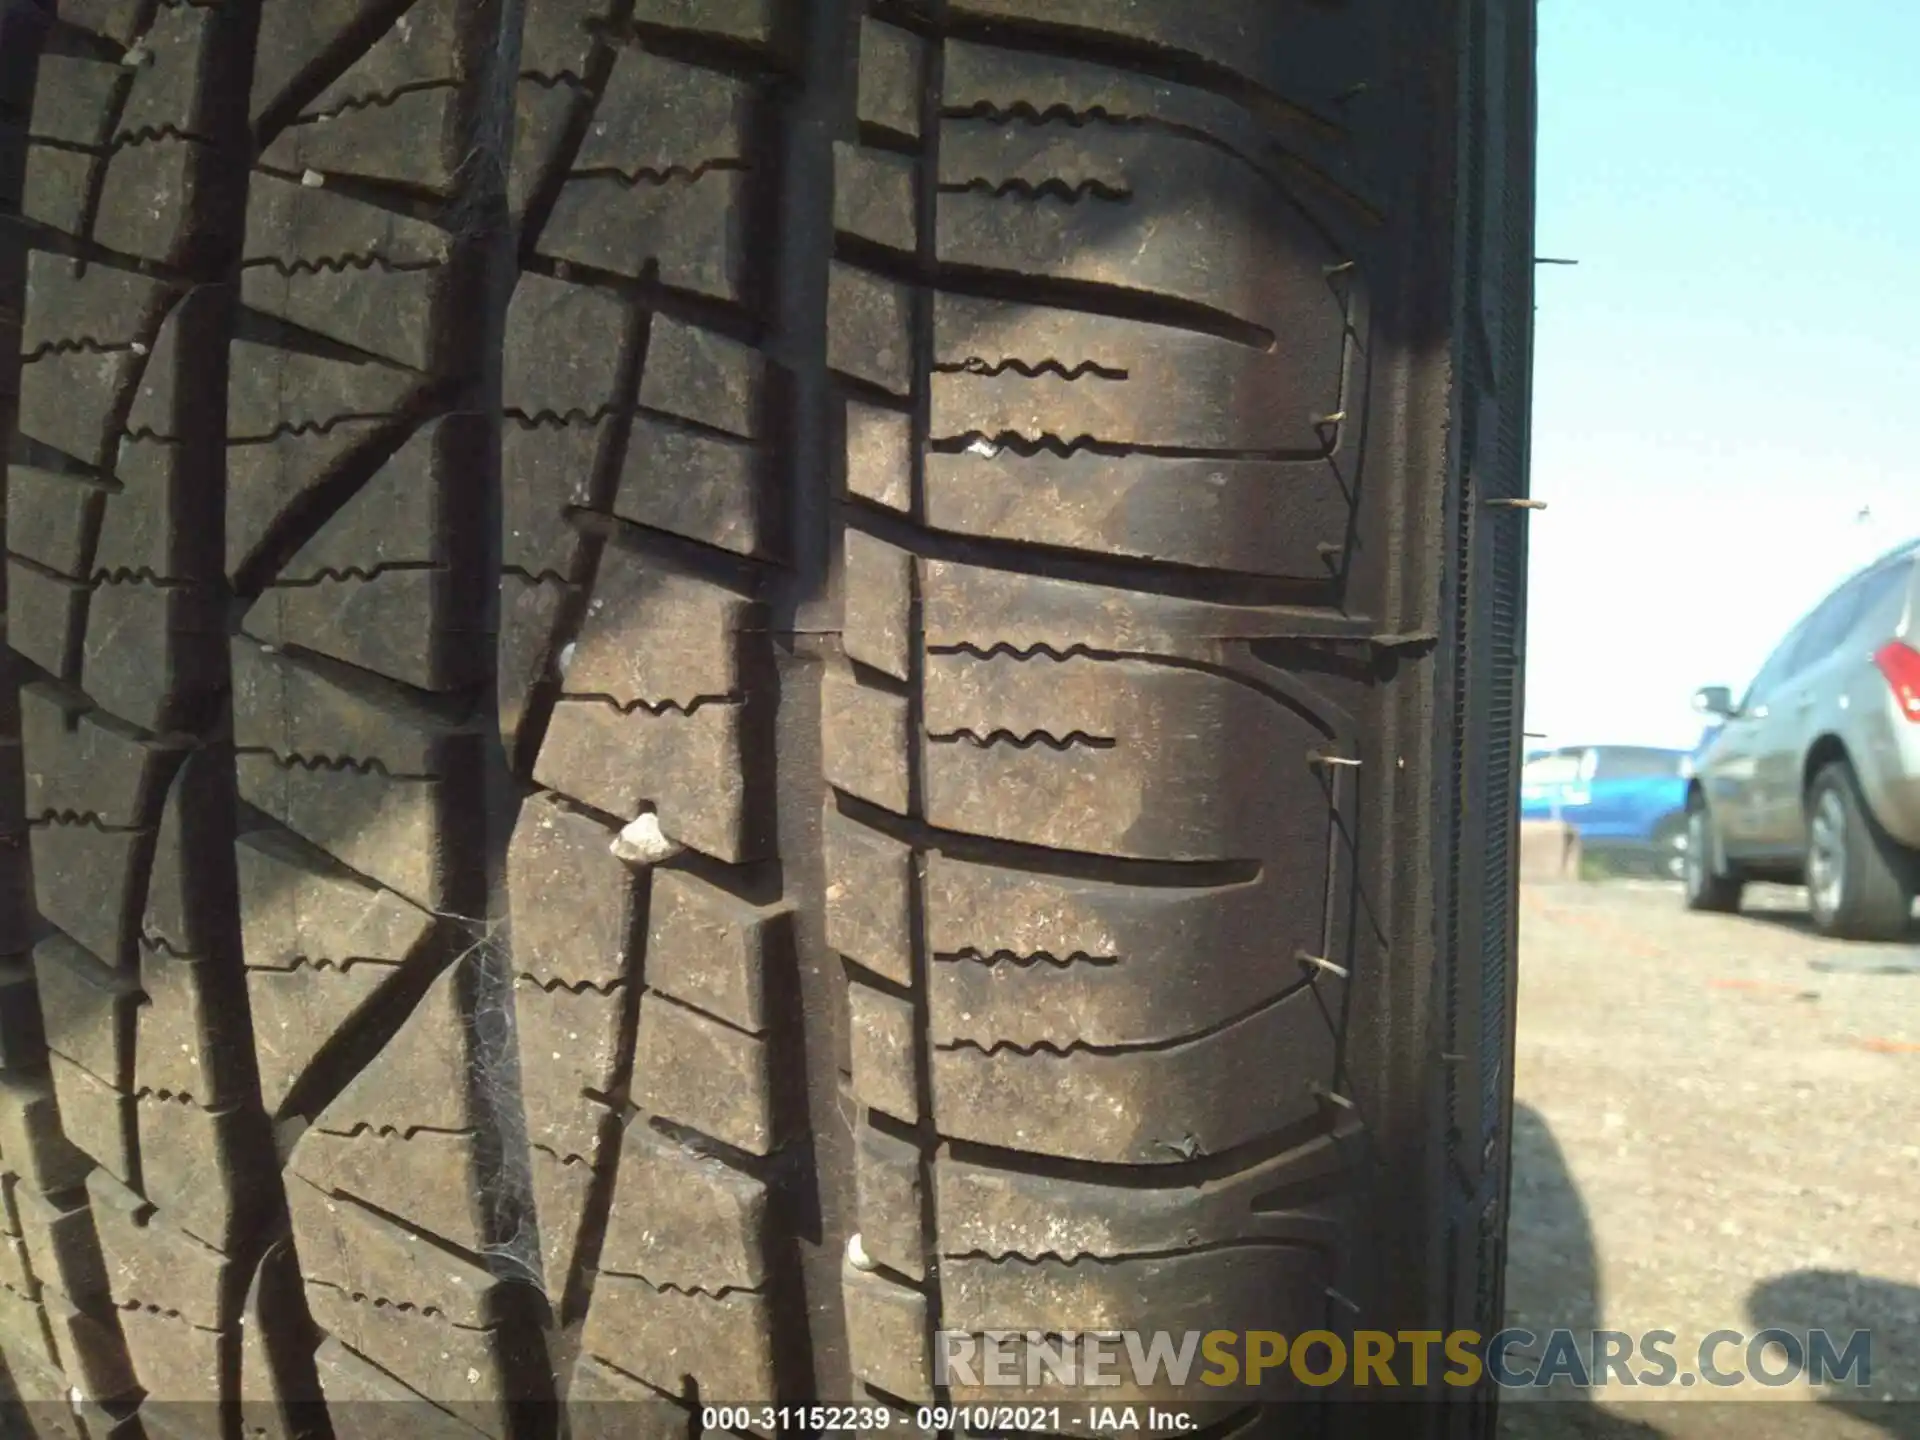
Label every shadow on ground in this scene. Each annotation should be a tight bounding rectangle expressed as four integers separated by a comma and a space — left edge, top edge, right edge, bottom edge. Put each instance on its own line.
1747, 1271, 1920, 1438
1498, 1102, 1919, 1440
1498, 1102, 1664, 1439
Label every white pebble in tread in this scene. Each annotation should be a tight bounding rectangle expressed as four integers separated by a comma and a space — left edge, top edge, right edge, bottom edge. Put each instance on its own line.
610, 812, 682, 866
847, 1232, 878, 1272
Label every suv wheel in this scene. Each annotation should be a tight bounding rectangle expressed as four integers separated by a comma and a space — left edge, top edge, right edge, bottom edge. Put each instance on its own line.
1683, 794, 1743, 913
1805, 762, 1917, 940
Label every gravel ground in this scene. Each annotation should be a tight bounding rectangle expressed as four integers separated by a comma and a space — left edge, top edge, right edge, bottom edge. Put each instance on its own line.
1499, 879, 1920, 1440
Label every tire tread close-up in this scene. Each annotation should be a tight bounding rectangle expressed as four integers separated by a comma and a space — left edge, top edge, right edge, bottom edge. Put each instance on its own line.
0, 0, 1537, 1432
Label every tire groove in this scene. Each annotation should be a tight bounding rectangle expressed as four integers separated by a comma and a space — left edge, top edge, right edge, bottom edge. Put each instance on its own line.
834, 789, 1262, 888
505, 272, 653, 784
893, 0, 949, 1404
0, 6, 144, 1373
69, 0, 164, 275
26, 0, 294, 1418
513, 0, 632, 263
847, 497, 1349, 608
519, 249, 762, 343
834, 231, 1275, 350
941, 1111, 1352, 1192
59, 281, 182, 686
545, 866, 645, 1331
934, 974, 1315, 1059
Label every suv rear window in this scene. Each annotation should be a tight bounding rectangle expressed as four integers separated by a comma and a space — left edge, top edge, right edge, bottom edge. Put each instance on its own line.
1786, 560, 1915, 674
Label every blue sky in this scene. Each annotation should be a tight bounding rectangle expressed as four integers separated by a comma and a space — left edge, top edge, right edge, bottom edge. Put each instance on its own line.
1522, 0, 1920, 748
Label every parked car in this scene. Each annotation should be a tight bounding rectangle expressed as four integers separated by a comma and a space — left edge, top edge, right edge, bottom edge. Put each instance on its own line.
1685, 540, 1920, 938
1520, 744, 1692, 876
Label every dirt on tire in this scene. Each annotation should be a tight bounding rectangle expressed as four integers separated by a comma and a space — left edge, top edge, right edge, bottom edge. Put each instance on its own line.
0, 0, 1536, 1429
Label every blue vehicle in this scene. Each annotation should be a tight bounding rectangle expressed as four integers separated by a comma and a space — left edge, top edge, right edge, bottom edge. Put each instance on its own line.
1519, 744, 1694, 875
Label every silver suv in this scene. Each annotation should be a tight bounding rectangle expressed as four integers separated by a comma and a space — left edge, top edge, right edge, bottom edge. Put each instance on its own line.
1685, 541, 1920, 939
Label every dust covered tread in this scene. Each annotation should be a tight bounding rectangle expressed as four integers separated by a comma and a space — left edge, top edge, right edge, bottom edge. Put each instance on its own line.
0, 0, 1527, 1420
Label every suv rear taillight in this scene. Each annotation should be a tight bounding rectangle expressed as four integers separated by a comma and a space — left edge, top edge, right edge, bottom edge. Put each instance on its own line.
1874, 640, 1920, 721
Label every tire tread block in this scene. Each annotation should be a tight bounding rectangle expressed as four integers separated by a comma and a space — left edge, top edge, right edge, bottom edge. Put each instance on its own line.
21, 145, 95, 234
85, 1169, 225, 1330
240, 191, 449, 371
94, 138, 216, 265
637, 316, 766, 440
568, 1354, 697, 1437
237, 825, 435, 1113
501, 420, 597, 578
14, 1182, 112, 1308
20, 253, 169, 360
535, 48, 753, 300
935, 120, 1345, 335
113, 3, 221, 145
304, 1282, 512, 1439
499, 574, 576, 760
941, 1246, 1326, 1402
820, 670, 909, 816
629, 998, 775, 1157
578, 1273, 775, 1403
7, 466, 98, 579
561, 553, 756, 707
25, 55, 119, 147
21, 684, 177, 831
287, 967, 486, 1251
923, 651, 1330, 862
42, 1288, 139, 1404
515, 981, 624, 1160
541, 175, 747, 302
246, 421, 465, 692
311, 1335, 495, 1440
925, 855, 1315, 1049
136, 1095, 263, 1253
301, 0, 461, 116
47, 1051, 135, 1184
821, 806, 913, 987
644, 870, 786, 1035
80, 582, 225, 734
33, 934, 139, 1088
17, 348, 143, 469
930, 292, 1340, 453
944, 0, 1367, 122
933, 1124, 1353, 1261
853, 1122, 924, 1281
230, 643, 452, 908
114, 1304, 224, 1405
536, 700, 754, 865
842, 1262, 930, 1403
506, 794, 639, 991
289, 1127, 485, 1258
529, 1130, 606, 1306
596, 1122, 766, 1293
503, 273, 633, 424
286, 1176, 496, 1329
0, 1072, 92, 1193
930, 984, 1334, 1165
612, 416, 767, 559
924, 449, 1352, 576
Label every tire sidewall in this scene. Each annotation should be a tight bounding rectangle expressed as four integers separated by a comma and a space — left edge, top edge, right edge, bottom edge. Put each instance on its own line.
1684, 797, 1719, 904
1805, 772, 1850, 932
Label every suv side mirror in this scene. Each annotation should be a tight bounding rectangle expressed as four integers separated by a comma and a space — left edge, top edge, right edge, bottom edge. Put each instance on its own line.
1692, 685, 1735, 717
